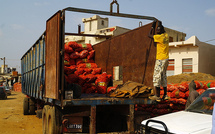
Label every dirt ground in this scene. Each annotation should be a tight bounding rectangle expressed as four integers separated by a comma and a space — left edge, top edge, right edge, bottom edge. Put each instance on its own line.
0, 91, 42, 134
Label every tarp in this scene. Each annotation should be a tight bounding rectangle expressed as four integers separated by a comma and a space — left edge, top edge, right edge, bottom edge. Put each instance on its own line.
109, 81, 152, 98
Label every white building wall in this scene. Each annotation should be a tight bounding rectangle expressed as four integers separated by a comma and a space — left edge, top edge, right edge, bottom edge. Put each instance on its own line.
1, 65, 8, 74
84, 21, 90, 32
91, 20, 98, 31
169, 46, 199, 75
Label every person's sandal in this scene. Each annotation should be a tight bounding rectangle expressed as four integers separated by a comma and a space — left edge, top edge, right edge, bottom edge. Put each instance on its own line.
163, 95, 170, 100
149, 95, 161, 102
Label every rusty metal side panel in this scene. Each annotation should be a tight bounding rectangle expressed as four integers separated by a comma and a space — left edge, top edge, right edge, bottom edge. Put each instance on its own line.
93, 23, 156, 87
45, 11, 61, 99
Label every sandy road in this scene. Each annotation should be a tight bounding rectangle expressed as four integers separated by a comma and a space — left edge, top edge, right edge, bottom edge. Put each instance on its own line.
0, 91, 42, 134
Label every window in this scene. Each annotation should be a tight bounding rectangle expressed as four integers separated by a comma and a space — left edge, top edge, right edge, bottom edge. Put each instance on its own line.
182, 58, 192, 74
101, 20, 104, 25
167, 59, 174, 76
89, 21, 92, 31
169, 36, 173, 42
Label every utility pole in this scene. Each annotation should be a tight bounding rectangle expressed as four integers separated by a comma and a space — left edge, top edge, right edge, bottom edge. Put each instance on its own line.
0, 57, 5, 74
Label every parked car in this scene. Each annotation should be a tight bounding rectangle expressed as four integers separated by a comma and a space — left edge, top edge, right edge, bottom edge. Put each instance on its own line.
4, 86, 11, 95
0, 86, 7, 99
140, 88, 215, 134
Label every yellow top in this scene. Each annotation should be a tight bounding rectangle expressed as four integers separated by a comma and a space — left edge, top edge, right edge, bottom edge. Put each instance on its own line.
153, 33, 169, 60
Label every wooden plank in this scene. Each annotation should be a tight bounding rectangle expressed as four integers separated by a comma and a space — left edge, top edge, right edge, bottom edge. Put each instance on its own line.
127, 105, 135, 134
90, 106, 96, 134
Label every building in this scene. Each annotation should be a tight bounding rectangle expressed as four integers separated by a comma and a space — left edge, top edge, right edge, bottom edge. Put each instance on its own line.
65, 15, 130, 45
165, 27, 186, 42
1, 65, 8, 74
0, 65, 16, 74
167, 36, 215, 76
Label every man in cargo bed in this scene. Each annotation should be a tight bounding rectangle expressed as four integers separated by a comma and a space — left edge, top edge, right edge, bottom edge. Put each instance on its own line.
148, 21, 170, 102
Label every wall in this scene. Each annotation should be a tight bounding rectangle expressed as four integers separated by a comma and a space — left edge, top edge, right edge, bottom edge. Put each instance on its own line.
169, 45, 199, 75
82, 15, 108, 32
165, 27, 186, 42
1, 65, 8, 74
198, 42, 215, 76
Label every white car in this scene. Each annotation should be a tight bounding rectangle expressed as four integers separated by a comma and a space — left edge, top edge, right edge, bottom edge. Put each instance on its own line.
140, 88, 215, 134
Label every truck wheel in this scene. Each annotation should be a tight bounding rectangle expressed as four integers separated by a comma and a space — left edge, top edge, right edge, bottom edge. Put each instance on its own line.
42, 105, 49, 134
36, 109, 43, 119
23, 97, 29, 115
47, 106, 60, 134
29, 98, 36, 115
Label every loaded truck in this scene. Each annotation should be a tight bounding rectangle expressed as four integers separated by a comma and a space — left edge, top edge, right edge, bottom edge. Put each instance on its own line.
21, 5, 159, 134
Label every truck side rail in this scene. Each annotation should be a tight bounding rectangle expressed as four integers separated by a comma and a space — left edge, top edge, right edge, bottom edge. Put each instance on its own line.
21, 32, 46, 100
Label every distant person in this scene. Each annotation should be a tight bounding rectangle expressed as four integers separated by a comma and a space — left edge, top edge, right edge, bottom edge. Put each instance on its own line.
5, 78, 8, 86
148, 20, 170, 102
11, 78, 14, 86
185, 80, 199, 108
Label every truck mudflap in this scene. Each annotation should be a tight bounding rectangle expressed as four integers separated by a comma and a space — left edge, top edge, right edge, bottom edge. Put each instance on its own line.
138, 119, 169, 134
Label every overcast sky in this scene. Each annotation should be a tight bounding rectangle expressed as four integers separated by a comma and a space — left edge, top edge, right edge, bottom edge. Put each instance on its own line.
0, 0, 215, 73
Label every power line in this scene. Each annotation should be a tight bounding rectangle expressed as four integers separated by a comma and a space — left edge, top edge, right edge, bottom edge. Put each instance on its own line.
205, 38, 215, 43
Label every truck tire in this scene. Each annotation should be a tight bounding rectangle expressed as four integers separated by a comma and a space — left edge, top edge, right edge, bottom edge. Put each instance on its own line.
23, 97, 29, 115
42, 105, 49, 134
29, 98, 36, 115
47, 106, 60, 134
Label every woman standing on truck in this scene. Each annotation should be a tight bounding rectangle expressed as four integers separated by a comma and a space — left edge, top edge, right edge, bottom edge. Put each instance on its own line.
148, 21, 170, 102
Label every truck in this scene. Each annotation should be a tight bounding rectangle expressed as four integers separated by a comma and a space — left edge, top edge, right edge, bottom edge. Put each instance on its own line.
21, 5, 158, 134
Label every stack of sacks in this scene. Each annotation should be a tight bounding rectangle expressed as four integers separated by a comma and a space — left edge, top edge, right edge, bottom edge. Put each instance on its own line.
135, 80, 215, 118
135, 102, 172, 118
64, 41, 112, 94
160, 80, 215, 112
13, 82, 22, 92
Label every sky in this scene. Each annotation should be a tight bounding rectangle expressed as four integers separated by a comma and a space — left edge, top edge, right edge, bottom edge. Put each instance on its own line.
0, 0, 215, 73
